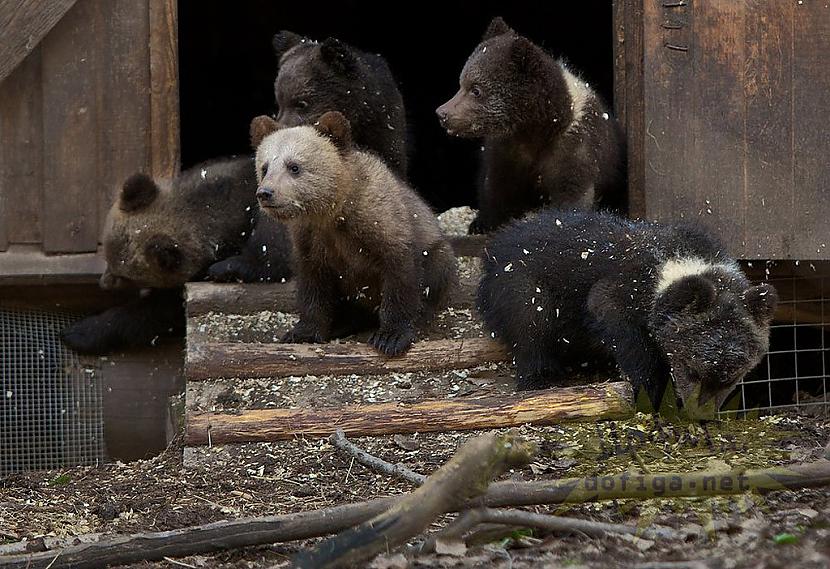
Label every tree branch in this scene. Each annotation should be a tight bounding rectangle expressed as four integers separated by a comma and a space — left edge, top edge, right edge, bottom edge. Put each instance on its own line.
290, 432, 536, 569
329, 429, 427, 486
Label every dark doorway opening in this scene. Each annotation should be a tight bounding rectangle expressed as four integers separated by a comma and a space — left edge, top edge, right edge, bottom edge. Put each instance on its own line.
178, 0, 615, 212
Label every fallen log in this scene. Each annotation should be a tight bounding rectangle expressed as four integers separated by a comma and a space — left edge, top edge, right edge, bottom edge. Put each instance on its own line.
186, 281, 298, 317
5, 459, 830, 569
184, 382, 634, 445
186, 337, 508, 381
291, 432, 535, 569
186, 277, 478, 316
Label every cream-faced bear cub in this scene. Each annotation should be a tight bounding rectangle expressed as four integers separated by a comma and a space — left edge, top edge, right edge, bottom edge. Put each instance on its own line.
477, 210, 777, 419
437, 17, 625, 234
251, 111, 457, 356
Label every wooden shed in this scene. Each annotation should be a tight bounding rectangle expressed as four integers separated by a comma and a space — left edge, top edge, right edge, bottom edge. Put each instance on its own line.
0, 0, 178, 280
0, 0, 828, 461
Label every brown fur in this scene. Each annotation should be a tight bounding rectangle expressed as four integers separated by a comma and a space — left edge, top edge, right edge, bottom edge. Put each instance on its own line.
436, 16, 625, 233
252, 112, 457, 355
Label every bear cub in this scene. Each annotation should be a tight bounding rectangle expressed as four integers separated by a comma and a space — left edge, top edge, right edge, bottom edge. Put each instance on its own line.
251, 111, 458, 356
272, 31, 408, 179
477, 210, 778, 419
62, 157, 293, 354
437, 17, 624, 234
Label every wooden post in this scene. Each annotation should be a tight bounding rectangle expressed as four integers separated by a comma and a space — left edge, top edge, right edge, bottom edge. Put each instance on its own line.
184, 381, 634, 445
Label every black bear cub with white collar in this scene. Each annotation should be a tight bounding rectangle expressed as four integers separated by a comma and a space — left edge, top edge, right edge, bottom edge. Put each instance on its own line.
437, 17, 624, 234
477, 210, 778, 418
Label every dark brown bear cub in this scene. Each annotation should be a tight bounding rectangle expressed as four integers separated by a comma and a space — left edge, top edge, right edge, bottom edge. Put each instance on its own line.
61, 158, 293, 354
272, 31, 408, 179
251, 112, 457, 355
437, 17, 624, 234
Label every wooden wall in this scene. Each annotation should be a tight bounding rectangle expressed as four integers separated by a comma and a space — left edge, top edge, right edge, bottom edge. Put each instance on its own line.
617, 0, 830, 260
0, 0, 178, 279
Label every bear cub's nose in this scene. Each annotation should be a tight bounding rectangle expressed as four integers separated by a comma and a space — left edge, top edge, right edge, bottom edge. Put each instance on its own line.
435, 106, 449, 127
256, 187, 274, 202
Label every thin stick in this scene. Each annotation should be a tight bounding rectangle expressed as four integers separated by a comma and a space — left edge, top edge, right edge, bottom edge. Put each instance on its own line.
291, 432, 536, 569
419, 508, 674, 554
329, 429, 426, 486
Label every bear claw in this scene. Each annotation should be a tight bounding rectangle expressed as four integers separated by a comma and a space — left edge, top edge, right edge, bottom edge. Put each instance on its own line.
368, 327, 416, 356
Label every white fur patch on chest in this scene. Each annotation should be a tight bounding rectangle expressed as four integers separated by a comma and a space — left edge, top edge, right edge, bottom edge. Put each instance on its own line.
656, 257, 741, 294
560, 62, 591, 128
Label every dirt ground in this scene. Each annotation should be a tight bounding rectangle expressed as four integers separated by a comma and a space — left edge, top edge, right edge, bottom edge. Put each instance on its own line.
2, 413, 829, 569
3, 208, 829, 568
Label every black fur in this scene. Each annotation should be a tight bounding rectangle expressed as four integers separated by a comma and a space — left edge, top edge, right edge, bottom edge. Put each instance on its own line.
477, 210, 777, 418
272, 30, 408, 178
62, 158, 293, 355
61, 289, 185, 354
437, 17, 625, 233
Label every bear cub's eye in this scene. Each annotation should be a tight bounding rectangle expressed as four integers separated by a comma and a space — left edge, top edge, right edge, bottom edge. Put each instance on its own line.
470, 85, 483, 99
286, 161, 302, 176
295, 100, 309, 110
260, 162, 269, 178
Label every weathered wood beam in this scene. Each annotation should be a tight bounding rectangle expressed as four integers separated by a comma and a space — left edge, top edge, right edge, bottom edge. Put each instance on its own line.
0, 0, 77, 84
185, 277, 478, 317
184, 381, 634, 445
186, 337, 506, 381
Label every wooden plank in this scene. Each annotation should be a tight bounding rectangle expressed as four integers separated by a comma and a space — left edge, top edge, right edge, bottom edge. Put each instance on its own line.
622, 0, 645, 218
449, 234, 486, 257
612, 0, 627, 127
40, 0, 100, 253
0, 46, 42, 250
148, 0, 179, 179
185, 277, 478, 317
792, 1, 830, 260
743, 0, 794, 259
690, 0, 745, 255
184, 381, 634, 445
186, 338, 509, 381
0, 0, 77, 84
642, 0, 693, 223
96, 0, 151, 238
0, 246, 104, 284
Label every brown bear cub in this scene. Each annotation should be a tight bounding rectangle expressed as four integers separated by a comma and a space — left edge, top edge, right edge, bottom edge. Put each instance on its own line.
62, 158, 293, 354
272, 31, 408, 179
437, 17, 625, 234
251, 111, 457, 355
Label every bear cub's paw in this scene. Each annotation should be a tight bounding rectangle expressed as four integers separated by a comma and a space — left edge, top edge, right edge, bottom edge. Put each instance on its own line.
207, 256, 260, 283
62, 317, 118, 355
369, 325, 416, 357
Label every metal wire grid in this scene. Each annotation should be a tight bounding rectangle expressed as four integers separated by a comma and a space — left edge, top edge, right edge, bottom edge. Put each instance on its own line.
0, 309, 104, 475
720, 261, 828, 417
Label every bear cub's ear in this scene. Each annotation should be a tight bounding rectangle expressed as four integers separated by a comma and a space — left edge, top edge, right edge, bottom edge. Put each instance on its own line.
319, 38, 359, 77
657, 275, 717, 315
120, 173, 159, 212
250, 115, 279, 149
272, 30, 304, 61
743, 283, 779, 324
314, 111, 352, 154
482, 16, 514, 40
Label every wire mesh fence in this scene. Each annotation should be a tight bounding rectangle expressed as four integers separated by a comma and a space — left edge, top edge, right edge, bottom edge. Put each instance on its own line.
0, 309, 105, 475
721, 261, 829, 417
